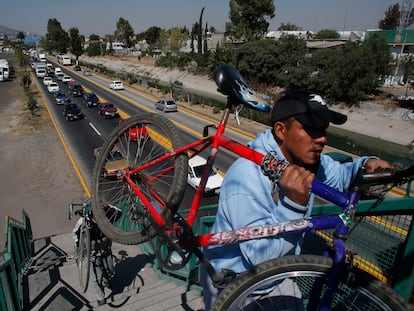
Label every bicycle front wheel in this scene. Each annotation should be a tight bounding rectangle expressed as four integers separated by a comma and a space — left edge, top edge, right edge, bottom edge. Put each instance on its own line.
92, 113, 188, 245
76, 225, 90, 293
212, 255, 410, 311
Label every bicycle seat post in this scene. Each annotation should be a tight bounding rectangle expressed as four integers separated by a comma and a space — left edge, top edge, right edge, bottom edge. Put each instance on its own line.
218, 97, 236, 127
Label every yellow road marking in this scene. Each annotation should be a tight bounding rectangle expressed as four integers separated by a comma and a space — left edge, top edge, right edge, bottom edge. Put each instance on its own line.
315, 231, 391, 283
368, 216, 407, 236
33, 73, 91, 198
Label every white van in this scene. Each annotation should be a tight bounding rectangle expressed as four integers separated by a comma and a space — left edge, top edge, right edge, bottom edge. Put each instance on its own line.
35, 68, 47, 78
54, 67, 63, 75
109, 80, 124, 90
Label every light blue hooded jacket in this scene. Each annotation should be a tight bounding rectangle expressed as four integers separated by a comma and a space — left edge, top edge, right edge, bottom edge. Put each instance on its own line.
203, 128, 369, 275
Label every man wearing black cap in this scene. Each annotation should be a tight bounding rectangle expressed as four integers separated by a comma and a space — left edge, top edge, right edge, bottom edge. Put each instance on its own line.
202, 90, 391, 310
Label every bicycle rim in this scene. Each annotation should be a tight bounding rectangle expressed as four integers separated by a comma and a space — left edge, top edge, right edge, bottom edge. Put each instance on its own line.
212, 255, 410, 311
92, 113, 188, 245
77, 226, 90, 293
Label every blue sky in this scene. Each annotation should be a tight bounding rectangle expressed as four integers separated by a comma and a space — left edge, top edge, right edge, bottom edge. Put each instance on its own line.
1, 0, 398, 36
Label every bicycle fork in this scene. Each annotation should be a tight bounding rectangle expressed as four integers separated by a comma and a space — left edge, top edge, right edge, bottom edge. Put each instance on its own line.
307, 232, 349, 311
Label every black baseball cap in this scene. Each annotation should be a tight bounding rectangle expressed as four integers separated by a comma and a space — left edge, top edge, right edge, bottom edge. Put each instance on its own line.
271, 90, 347, 128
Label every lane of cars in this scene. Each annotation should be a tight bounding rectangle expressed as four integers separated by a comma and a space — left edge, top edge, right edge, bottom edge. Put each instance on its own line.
38, 64, 121, 125
34, 59, 223, 199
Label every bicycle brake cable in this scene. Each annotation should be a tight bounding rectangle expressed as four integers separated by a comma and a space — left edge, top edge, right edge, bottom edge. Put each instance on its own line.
234, 104, 243, 126
348, 184, 394, 236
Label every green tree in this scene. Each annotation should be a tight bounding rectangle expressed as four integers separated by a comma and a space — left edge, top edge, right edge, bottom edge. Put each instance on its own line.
169, 27, 188, 53
204, 22, 208, 54
44, 18, 69, 53
89, 34, 100, 41
15, 47, 30, 67
87, 42, 104, 56
157, 29, 169, 52
198, 7, 205, 54
26, 96, 37, 115
278, 23, 302, 31
17, 31, 25, 42
69, 27, 83, 62
115, 17, 135, 48
233, 36, 307, 86
228, 0, 275, 41
190, 23, 197, 53
20, 72, 32, 92
315, 29, 340, 39
308, 34, 390, 103
209, 46, 234, 68
307, 48, 340, 95
379, 3, 400, 30
141, 26, 161, 44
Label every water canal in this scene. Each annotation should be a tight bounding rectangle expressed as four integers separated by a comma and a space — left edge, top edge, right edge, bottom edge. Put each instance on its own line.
327, 126, 414, 168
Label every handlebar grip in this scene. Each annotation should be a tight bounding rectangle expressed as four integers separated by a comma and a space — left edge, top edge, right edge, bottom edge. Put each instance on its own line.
359, 168, 395, 183
358, 165, 414, 185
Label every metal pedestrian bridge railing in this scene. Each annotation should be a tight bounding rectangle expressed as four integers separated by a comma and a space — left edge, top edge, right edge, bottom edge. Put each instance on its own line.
1, 179, 414, 309
143, 179, 414, 303
0, 210, 32, 311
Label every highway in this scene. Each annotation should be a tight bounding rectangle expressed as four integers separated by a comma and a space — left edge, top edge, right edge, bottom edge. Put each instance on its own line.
36, 57, 251, 211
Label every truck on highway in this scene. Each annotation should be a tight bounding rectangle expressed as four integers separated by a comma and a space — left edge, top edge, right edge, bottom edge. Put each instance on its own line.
0, 59, 10, 81
38, 52, 46, 63
34, 62, 47, 78
57, 54, 71, 66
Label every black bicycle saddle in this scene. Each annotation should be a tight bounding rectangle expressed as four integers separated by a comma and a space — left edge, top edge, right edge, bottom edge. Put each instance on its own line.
212, 64, 271, 112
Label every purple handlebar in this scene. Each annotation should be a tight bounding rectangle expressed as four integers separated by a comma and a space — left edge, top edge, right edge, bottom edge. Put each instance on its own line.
311, 179, 352, 208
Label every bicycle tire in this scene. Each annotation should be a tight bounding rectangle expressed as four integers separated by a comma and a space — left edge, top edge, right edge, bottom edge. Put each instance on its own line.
211, 255, 411, 311
77, 225, 91, 293
92, 113, 188, 245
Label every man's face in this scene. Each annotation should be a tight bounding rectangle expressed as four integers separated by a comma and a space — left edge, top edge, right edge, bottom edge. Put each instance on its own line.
277, 118, 328, 166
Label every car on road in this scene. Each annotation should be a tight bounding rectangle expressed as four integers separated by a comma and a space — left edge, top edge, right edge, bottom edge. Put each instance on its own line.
154, 98, 177, 112
62, 102, 84, 121
54, 67, 63, 75
83, 92, 100, 107
73, 65, 81, 71
62, 75, 72, 83
68, 82, 84, 97
83, 70, 92, 76
43, 76, 53, 86
54, 91, 70, 105
93, 146, 128, 179
47, 82, 60, 93
98, 103, 119, 118
55, 72, 64, 81
118, 118, 149, 141
187, 155, 223, 195
47, 66, 55, 76
109, 80, 124, 90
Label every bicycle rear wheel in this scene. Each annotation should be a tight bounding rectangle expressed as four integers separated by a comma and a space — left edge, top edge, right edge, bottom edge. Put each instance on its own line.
211, 255, 410, 311
92, 113, 188, 245
76, 224, 90, 293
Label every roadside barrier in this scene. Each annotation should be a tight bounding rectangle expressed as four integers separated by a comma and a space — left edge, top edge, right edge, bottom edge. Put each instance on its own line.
0, 210, 32, 311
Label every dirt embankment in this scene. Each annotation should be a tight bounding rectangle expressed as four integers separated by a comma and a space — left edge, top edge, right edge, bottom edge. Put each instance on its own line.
80, 55, 414, 148
0, 62, 86, 247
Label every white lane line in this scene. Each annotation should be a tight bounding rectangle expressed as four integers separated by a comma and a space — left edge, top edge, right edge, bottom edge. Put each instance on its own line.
89, 122, 101, 136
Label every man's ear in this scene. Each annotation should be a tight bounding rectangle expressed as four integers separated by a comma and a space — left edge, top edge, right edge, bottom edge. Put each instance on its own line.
273, 122, 286, 143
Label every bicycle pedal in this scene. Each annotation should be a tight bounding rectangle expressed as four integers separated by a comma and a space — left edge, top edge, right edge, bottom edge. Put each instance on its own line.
169, 251, 184, 265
